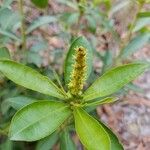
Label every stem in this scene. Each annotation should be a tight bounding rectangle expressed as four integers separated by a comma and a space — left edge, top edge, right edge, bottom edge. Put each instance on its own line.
19, 0, 26, 51
126, 1, 144, 42
52, 69, 67, 96
0, 124, 10, 136
115, 1, 145, 65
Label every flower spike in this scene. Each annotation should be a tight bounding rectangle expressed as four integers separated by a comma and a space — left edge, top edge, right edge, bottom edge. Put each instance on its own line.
68, 46, 87, 96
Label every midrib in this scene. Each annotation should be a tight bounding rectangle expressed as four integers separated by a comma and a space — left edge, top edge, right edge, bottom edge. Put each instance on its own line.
12, 106, 68, 137
77, 110, 98, 148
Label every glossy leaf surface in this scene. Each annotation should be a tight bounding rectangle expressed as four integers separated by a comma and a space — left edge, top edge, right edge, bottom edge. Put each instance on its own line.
83, 63, 149, 101
73, 108, 110, 150
84, 97, 118, 107
9, 101, 71, 141
100, 122, 124, 150
0, 60, 66, 99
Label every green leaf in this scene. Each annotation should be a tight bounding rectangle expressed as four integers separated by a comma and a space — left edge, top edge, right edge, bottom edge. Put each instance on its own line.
2, 0, 14, 8
137, 12, 150, 18
30, 40, 48, 52
133, 18, 150, 32
9, 101, 71, 141
110, 0, 130, 15
56, 0, 78, 10
0, 28, 21, 42
1, 96, 37, 114
83, 63, 149, 101
31, 0, 48, 8
36, 132, 59, 150
27, 51, 43, 67
102, 50, 113, 73
26, 16, 57, 34
86, 15, 97, 33
84, 97, 118, 107
0, 8, 20, 31
121, 33, 150, 58
0, 60, 66, 99
125, 83, 144, 93
0, 47, 10, 59
60, 12, 79, 27
73, 108, 110, 150
64, 36, 93, 84
100, 122, 124, 150
60, 129, 76, 150
0, 139, 13, 150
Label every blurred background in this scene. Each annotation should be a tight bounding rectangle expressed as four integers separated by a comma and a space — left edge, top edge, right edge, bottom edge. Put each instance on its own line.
0, 0, 150, 149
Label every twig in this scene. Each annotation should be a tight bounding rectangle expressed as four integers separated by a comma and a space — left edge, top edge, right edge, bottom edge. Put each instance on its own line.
19, 0, 27, 51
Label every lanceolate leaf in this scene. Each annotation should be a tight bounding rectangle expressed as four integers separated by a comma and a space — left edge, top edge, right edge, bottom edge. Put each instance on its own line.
0, 60, 66, 99
4, 96, 37, 110
100, 122, 124, 150
31, 0, 48, 8
56, 0, 78, 10
120, 33, 150, 59
9, 101, 71, 141
73, 108, 110, 150
0, 47, 10, 59
110, 0, 130, 15
133, 18, 150, 32
64, 36, 93, 85
83, 63, 149, 101
26, 16, 57, 34
0, 28, 21, 42
1, 96, 37, 114
84, 97, 118, 107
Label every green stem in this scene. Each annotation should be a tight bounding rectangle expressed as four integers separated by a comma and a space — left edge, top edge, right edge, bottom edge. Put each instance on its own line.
0, 124, 10, 136
19, 0, 26, 51
52, 69, 67, 96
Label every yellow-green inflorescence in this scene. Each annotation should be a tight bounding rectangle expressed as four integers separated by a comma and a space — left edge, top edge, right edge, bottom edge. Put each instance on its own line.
68, 46, 87, 97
